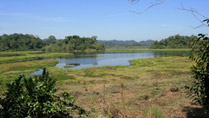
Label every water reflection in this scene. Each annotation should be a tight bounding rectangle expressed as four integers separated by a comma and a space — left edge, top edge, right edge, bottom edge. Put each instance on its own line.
56, 57, 98, 69
56, 51, 190, 69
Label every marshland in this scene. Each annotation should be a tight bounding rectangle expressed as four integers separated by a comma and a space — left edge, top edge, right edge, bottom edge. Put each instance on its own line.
0, 0, 209, 118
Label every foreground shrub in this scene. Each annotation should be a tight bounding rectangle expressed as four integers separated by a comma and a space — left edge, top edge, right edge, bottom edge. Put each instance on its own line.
187, 34, 209, 109
0, 68, 88, 118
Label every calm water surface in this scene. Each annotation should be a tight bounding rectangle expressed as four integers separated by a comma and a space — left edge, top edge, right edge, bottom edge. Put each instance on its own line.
31, 51, 189, 75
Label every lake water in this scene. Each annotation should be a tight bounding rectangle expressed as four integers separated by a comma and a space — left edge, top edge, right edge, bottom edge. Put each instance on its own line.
31, 51, 189, 75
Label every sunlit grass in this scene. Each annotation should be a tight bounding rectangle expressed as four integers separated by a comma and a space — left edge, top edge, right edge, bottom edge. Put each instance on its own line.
47, 56, 192, 86
0, 51, 43, 57
0, 52, 73, 63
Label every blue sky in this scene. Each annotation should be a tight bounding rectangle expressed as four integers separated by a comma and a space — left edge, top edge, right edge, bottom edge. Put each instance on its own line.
0, 0, 208, 41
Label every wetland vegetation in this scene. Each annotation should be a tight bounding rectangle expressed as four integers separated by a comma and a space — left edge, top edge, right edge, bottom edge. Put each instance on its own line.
1, 49, 208, 117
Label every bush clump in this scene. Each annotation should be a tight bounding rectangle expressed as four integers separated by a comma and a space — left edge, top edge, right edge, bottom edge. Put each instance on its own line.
0, 68, 88, 118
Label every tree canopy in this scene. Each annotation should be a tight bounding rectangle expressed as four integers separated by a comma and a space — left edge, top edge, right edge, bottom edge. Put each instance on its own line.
44, 35, 105, 52
0, 34, 105, 52
43, 35, 57, 45
0, 33, 45, 51
150, 35, 198, 49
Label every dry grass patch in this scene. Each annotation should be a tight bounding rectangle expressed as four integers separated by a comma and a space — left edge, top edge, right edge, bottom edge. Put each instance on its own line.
50, 56, 209, 118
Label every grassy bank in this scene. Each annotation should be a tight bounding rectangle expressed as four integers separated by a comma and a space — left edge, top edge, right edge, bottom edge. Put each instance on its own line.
0, 59, 59, 91
0, 51, 73, 63
0, 51, 73, 91
106, 48, 191, 52
0, 51, 44, 57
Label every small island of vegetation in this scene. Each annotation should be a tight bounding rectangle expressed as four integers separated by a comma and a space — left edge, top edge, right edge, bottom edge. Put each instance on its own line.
44, 35, 105, 52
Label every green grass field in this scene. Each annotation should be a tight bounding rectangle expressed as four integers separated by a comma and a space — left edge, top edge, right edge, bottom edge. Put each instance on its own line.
0, 51, 44, 56
0, 51, 73, 64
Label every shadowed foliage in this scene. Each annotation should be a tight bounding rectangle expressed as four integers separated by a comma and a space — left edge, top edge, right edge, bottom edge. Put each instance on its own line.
186, 33, 209, 109
0, 33, 45, 51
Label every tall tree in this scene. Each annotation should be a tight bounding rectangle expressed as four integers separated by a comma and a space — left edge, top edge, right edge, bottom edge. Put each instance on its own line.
44, 35, 57, 45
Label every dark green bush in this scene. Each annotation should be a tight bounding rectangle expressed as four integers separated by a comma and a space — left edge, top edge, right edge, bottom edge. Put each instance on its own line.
0, 68, 88, 118
187, 33, 209, 109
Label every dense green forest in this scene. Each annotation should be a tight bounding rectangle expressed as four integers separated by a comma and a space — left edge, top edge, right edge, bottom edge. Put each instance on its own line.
0, 33, 45, 51
44, 35, 105, 52
150, 35, 198, 49
0, 34, 105, 52
98, 40, 154, 49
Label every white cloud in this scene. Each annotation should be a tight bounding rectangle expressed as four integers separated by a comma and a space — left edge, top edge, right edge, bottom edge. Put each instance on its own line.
0, 11, 69, 23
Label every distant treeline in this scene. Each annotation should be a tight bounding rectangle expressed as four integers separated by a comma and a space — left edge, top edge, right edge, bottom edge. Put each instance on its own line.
150, 35, 198, 49
0, 33, 197, 51
98, 40, 154, 49
0, 33, 104, 52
